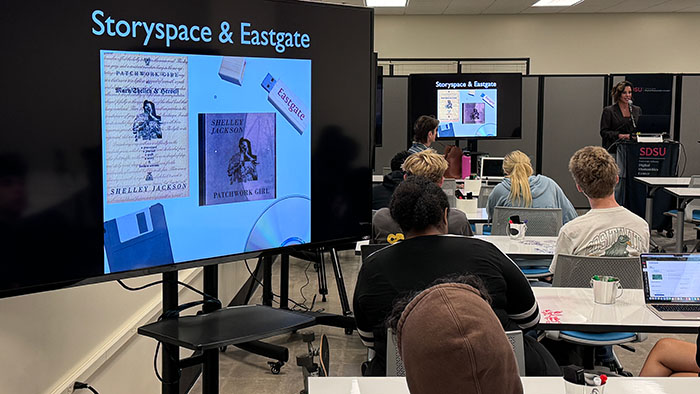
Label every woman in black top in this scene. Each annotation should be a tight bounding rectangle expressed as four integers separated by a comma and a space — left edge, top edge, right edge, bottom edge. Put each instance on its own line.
353, 176, 560, 377
600, 81, 642, 154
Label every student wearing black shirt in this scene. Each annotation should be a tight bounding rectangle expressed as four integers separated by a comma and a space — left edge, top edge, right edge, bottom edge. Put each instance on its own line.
353, 176, 559, 376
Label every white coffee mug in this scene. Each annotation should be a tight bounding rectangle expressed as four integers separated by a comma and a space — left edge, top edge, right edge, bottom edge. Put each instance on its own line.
590, 276, 623, 305
508, 222, 527, 240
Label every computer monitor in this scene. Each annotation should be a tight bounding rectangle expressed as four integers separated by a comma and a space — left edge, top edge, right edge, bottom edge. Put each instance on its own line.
480, 157, 505, 180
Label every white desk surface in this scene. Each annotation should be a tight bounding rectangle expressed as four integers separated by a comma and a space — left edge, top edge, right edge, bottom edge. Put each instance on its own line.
475, 235, 557, 256
372, 175, 383, 183
533, 287, 700, 334
308, 377, 700, 394
663, 187, 700, 198
456, 207, 488, 223
634, 177, 691, 187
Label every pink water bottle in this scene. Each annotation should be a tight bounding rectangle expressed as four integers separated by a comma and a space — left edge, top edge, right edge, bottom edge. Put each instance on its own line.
461, 155, 471, 179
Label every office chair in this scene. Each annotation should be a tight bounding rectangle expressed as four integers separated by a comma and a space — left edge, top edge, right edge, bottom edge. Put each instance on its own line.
547, 254, 646, 374
492, 207, 561, 277
386, 328, 526, 377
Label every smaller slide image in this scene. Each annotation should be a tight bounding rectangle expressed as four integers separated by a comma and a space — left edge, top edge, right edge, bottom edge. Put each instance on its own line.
437, 88, 497, 138
462, 103, 485, 124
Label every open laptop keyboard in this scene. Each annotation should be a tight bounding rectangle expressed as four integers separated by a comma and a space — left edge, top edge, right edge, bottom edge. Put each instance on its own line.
653, 304, 700, 312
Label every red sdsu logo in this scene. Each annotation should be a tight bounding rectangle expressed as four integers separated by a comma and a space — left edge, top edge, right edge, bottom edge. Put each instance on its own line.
633, 87, 643, 93
640, 147, 666, 157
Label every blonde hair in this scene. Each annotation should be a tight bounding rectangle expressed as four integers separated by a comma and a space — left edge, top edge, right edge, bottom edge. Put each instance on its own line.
569, 146, 618, 199
502, 150, 534, 207
401, 150, 448, 184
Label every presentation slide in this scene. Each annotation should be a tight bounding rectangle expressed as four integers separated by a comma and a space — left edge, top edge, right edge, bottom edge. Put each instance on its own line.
437, 88, 498, 137
101, 51, 311, 273
645, 259, 700, 301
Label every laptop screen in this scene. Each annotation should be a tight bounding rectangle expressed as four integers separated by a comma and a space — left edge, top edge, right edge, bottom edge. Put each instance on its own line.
480, 157, 505, 179
641, 254, 700, 303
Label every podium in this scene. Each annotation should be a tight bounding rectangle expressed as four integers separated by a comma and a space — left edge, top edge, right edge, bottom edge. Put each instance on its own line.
616, 141, 679, 231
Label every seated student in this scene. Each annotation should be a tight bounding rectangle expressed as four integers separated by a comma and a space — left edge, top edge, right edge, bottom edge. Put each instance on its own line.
550, 146, 650, 274
372, 150, 410, 210
372, 150, 472, 244
487, 150, 577, 224
408, 115, 439, 154
354, 176, 560, 376
640, 330, 700, 377
386, 275, 523, 394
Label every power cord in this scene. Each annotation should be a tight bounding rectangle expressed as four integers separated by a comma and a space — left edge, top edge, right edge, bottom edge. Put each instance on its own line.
73, 382, 99, 394
117, 278, 223, 385
677, 141, 687, 176
117, 278, 220, 306
242, 258, 323, 313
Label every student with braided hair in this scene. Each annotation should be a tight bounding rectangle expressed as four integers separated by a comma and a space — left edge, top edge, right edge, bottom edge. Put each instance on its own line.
486, 150, 577, 224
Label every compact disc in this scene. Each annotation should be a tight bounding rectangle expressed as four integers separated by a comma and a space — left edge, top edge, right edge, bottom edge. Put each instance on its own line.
476, 123, 497, 136
244, 195, 311, 252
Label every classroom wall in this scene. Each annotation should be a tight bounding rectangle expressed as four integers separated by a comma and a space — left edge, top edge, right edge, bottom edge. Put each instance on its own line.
0, 262, 250, 394
375, 13, 700, 74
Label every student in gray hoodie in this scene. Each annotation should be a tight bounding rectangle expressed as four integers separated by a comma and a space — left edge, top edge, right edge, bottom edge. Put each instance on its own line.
486, 150, 577, 224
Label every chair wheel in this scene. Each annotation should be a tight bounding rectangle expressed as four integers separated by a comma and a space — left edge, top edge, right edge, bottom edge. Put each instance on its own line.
268, 361, 284, 374
667, 230, 674, 238
344, 328, 353, 335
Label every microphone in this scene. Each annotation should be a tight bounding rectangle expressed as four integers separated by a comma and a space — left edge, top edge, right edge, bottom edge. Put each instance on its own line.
628, 99, 637, 129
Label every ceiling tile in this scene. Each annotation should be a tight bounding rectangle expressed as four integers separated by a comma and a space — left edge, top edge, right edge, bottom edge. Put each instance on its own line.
483, 0, 540, 14
562, 0, 626, 13
443, 0, 497, 14
596, 0, 670, 13
643, 0, 700, 12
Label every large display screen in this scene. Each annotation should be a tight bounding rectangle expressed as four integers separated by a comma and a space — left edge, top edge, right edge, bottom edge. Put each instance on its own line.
0, 0, 373, 297
408, 73, 522, 139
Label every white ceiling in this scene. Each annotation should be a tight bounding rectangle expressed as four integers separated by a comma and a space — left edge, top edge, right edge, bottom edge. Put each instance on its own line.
312, 0, 700, 15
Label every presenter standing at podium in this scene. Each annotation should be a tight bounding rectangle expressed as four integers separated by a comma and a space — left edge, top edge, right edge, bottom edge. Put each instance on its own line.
600, 81, 642, 154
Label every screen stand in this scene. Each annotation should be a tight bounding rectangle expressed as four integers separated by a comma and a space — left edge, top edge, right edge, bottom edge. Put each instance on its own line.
162, 271, 179, 394
160, 266, 220, 394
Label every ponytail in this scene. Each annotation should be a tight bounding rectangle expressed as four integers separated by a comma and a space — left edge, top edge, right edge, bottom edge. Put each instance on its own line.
502, 151, 533, 207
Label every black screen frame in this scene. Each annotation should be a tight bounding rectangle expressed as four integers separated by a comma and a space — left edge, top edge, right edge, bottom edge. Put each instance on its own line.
0, 0, 374, 299
407, 72, 523, 142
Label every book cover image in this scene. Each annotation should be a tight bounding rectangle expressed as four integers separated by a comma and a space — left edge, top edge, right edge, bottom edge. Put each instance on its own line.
199, 113, 276, 205
102, 52, 190, 204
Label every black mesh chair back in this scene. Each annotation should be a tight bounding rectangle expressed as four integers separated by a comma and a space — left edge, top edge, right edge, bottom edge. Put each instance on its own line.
552, 254, 643, 289
492, 207, 562, 236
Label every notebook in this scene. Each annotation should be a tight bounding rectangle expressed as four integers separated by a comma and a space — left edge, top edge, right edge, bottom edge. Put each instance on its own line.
641, 253, 700, 320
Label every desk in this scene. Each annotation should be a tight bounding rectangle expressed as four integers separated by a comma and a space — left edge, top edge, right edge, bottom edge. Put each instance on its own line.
456, 207, 488, 223
634, 177, 690, 225
475, 235, 556, 258
663, 187, 700, 252
308, 376, 700, 394
533, 287, 700, 334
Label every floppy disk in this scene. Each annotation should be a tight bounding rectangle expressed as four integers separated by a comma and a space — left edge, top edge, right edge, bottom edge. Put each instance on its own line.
104, 203, 174, 273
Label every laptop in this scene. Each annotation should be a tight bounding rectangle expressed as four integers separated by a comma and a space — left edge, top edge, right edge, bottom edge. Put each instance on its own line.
641, 253, 700, 320
480, 157, 505, 182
